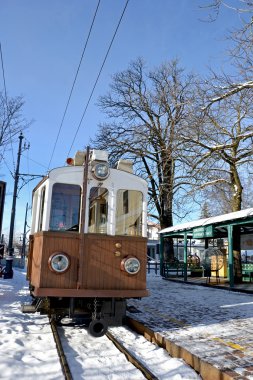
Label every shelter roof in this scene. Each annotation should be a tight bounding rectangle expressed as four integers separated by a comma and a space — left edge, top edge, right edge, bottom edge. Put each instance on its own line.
159, 208, 253, 236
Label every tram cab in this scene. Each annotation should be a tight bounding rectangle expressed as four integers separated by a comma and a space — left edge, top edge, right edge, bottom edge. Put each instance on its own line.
26, 149, 148, 335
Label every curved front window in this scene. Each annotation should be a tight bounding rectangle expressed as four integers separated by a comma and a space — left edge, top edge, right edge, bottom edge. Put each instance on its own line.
38, 186, 46, 231
49, 183, 81, 231
115, 190, 143, 236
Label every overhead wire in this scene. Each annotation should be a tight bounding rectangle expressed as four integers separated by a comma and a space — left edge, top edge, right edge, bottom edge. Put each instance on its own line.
0, 42, 15, 171
47, 0, 101, 171
22, 154, 48, 170
66, 0, 130, 158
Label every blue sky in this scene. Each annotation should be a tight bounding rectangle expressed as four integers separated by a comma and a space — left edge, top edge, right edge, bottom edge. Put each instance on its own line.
0, 0, 244, 238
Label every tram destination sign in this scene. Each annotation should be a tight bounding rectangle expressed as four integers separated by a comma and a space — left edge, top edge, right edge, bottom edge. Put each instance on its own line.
192, 225, 214, 239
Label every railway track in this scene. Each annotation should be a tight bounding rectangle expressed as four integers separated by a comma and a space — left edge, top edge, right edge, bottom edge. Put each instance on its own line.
50, 319, 200, 379
106, 331, 159, 380
50, 320, 155, 379
50, 320, 73, 380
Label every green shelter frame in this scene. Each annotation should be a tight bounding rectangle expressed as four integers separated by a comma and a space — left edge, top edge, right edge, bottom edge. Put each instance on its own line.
159, 208, 253, 288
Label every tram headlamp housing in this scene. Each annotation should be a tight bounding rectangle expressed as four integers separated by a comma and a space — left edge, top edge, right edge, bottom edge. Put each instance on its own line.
48, 252, 70, 274
121, 256, 141, 275
92, 162, 110, 180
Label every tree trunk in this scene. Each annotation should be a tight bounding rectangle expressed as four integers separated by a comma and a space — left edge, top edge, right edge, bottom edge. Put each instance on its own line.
230, 164, 243, 212
160, 196, 174, 261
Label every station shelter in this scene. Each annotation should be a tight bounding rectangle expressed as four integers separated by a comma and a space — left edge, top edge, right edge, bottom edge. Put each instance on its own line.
159, 208, 253, 288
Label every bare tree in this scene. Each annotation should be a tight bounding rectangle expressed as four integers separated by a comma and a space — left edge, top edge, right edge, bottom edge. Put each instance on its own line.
200, 0, 253, 19
180, 73, 253, 283
200, 0, 253, 104
92, 59, 196, 260
183, 81, 253, 213
0, 92, 29, 165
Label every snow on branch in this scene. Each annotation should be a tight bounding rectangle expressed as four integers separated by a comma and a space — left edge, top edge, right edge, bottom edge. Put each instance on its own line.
203, 80, 253, 110
199, 178, 230, 189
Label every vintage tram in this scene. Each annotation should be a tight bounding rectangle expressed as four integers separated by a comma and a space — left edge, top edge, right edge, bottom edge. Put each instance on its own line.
24, 148, 149, 336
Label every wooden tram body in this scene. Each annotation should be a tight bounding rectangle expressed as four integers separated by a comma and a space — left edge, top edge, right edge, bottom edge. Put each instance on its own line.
25, 149, 148, 336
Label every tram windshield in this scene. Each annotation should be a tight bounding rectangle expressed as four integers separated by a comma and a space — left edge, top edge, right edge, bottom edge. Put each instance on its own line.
88, 187, 108, 234
49, 183, 81, 231
115, 190, 143, 236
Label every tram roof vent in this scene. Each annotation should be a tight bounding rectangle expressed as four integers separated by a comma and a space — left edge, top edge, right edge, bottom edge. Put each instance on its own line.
116, 159, 133, 174
90, 149, 108, 163
74, 151, 86, 166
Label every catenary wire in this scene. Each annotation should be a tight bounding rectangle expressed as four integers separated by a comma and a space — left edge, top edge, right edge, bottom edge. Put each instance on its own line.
0, 42, 15, 171
47, 0, 101, 171
22, 154, 49, 170
66, 0, 129, 158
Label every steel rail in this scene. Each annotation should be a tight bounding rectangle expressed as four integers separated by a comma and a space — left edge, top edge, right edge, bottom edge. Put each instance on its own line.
106, 331, 159, 380
50, 320, 73, 380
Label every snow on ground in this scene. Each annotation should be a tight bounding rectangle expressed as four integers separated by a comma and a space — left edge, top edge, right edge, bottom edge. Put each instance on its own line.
0, 268, 201, 379
59, 323, 200, 379
2, 268, 253, 379
0, 268, 63, 379
108, 326, 200, 379
128, 272, 253, 327
58, 325, 147, 380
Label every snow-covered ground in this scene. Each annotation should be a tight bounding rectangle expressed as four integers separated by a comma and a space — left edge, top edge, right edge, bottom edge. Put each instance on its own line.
0, 269, 62, 379
59, 323, 200, 379
3, 268, 253, 379
128, 273, 253, 379
0, 268, 200, 379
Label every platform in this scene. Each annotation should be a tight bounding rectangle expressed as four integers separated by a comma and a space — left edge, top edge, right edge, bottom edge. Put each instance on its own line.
166, 275, 253, 294
127, 274, 253, 379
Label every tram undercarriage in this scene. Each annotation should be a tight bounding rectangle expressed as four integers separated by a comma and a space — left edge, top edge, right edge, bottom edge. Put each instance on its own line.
22, 296, 126, 337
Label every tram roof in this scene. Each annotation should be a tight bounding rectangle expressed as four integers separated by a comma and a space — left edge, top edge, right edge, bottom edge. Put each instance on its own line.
159, 207, 253, 237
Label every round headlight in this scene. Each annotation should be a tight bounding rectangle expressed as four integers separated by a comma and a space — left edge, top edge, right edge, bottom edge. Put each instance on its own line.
93, 163, 109, 180
121, 256, 141, 275
48, 252, 70, 274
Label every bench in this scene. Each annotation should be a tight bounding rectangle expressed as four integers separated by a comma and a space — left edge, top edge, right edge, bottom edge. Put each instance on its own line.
242, 263, 253, 282
190, 267, 204, 277
205, 268, 220, 284
162, 262, 184, 277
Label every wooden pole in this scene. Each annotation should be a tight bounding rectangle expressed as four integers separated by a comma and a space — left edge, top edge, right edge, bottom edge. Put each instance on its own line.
77, 146, 90, 289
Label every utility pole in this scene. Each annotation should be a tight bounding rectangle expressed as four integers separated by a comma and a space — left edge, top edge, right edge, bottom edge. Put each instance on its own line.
0, 181, 6, 238
4, 132, 24, 279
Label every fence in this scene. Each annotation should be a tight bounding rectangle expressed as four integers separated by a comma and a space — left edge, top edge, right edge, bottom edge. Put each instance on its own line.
147, 261, 160, 275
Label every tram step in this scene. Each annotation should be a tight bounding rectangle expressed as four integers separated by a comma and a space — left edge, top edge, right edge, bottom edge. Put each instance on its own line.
21, 304, 37, 313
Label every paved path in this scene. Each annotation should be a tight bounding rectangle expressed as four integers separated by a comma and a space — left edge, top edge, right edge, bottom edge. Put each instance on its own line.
127, 274, 253, 380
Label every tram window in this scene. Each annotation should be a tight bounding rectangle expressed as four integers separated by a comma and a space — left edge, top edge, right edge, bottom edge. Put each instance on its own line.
49, 183, 81, 231
116, 190, 143, 236
88, 187, 108, 234
38, 186, 46, 231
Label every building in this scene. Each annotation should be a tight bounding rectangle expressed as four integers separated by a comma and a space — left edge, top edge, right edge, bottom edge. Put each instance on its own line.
147, 221, 160, 261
